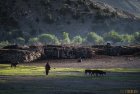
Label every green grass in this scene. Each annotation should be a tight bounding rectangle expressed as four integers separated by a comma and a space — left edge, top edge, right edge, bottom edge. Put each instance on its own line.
0, 64, 140, 94
98, 68, 140, 72
0, 64, 140, 76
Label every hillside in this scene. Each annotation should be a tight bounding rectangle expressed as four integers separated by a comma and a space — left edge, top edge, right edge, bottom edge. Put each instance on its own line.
94, 0, 140, 18
0, 0, 140, 43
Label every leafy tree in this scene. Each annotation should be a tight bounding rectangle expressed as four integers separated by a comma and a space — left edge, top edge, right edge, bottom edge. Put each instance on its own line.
72, 35, 83, 44
0, 41, 10, 48
39, 34, 60, 45
29, 37, 39, 44
62, 32, 71, 44
86, 32, 104, 44
104, 30, 121, 43
133, 32, 140, 43
16, 37, 25, 45
121, 34, 134, 43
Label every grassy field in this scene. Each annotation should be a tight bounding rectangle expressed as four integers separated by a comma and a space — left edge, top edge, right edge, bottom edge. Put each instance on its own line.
0, 64, 140, 76
0, 64, 140, 94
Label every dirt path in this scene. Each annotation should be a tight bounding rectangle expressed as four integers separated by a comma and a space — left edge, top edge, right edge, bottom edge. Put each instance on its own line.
21, 56, 140, 69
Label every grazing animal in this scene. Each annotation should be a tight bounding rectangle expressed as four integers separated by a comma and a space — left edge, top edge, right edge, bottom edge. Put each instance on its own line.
11, 62, 19, 68
85, 69, 106, 76
85, 69, 92, 75
91, 70, 106, 76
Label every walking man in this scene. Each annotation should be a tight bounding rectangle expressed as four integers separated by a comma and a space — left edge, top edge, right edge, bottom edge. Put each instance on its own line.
45, 62, 51, 75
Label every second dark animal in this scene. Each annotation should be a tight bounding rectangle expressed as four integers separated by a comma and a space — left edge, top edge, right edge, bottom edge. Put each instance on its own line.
11, 62, 19, 68
85, 69, 106, 76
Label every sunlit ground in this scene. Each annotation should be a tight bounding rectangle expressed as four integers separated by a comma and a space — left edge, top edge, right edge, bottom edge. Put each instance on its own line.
0, 64, 140, 75
0, 64, 140, 94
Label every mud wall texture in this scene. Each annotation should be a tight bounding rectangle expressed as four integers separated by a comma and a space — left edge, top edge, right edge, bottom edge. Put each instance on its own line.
92, 45, 140, 56
0, 45, 95, 63
0, 45, 44, 63
0, 44, 140, 63
43, 45, 95, 59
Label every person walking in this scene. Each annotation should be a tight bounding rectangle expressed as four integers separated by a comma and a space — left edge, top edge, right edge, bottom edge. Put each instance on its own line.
45, 62, 51, 75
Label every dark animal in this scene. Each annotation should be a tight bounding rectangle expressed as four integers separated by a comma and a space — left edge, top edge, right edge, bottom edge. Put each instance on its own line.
11, 62, 19, 68
85, 69, 106, 76
91, 70, 106, 76
85, 69, 92, 75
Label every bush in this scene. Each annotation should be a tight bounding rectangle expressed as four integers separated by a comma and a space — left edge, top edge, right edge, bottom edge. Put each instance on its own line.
62, 32, 71, 44
39, 34, 60, 45
121, 34, 134, 43
86, 32, 104, 44
16, 37, 25, 45
104, 30, 121, 43
0, 41, 10, 48
72, 35, 83, 45
133, 32, 140, 43
29, 37, 39, 45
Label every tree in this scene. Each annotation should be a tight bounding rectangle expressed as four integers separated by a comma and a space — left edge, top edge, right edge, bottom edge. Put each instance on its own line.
72, 35, 83, 45
86, 32, 104, 44
39, 34, 60, 45
29, 37, 39, 45
16, 37, 25, 45
104, 30, 121, 43
62, 32, 71, 44
121, 34, 134, 43
133, 32, 140, 43
0, 41, 10, 48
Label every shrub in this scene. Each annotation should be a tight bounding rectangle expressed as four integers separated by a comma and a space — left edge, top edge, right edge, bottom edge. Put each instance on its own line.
62, 32, 71, 44
104, 30, 121, 43
72, 35, 83, 45
0, 41, 10, 48
29, 37, 39, 45
16, 37, 25, 45
39, 34, 60, 45
121, 34, 134, 43
133, 32, 140, 43
86, 32, 104, 44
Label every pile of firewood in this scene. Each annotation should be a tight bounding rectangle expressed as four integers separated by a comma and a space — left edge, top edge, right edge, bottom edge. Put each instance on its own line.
0, 45, 44, 63
93, 45, 140, 56
44, 45, 95, 59
1, 44, 140, 64
0, 49, 42, 63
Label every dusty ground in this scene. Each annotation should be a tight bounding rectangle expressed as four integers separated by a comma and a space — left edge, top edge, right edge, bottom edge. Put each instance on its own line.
22, 55, 140, 68
0, 56, 140, 94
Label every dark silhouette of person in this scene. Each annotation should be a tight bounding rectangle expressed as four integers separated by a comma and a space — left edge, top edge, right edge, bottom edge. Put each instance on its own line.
45, 62, 51, 75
